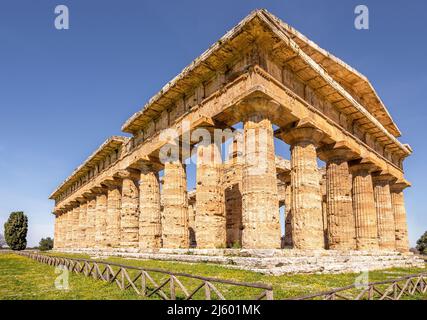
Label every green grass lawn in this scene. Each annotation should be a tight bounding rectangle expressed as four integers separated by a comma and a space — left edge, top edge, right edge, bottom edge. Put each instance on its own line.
1, 251, 426, 300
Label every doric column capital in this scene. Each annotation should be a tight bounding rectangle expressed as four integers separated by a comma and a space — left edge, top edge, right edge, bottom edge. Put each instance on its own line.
236, 96, 281, 122
100, 176, 122, 189
349, 158, 379, 175
91, 186, 108, 196
277, 118, 325, 146
82, 191, 96, 201
371, 172, 397, 185
114, 168, 140, 180
390, 180, 411, 192
317, 141, 359, 162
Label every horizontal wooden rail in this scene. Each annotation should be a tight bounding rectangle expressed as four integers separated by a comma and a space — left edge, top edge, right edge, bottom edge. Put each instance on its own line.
16, 251, 274, 300
289, 272, 427, 300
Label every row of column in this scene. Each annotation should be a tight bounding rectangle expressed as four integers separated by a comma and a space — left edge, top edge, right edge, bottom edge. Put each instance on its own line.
54, 114, 409, 252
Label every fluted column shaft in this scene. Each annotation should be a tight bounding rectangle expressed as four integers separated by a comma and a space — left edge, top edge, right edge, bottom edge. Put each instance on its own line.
288, 128, 324, 249
373, 175, 396, 250
106, 187, 122, 248
351, 164, 378, 250
85, 198, 97, 248
78, 202, 87, 247
95, 193, 107, 248
325, 154, 355, 250
65, 210, 73, 248
57, 214, 63, 248
54, 216, 59, 249
195, 138, 226, 248
162, 160, 189, 248
120, 177, 140, 248
391, 184, 409, 252
139, 166, 162, 250
241, 115, 280, 249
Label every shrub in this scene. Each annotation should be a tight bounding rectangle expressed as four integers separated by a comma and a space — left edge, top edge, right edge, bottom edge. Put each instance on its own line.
39, 237, 54, 251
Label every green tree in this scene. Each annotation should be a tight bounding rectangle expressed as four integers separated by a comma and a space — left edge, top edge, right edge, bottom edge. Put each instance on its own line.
4, 212, 28, 250
416, 231, 427, 254
39, 237, 54, 251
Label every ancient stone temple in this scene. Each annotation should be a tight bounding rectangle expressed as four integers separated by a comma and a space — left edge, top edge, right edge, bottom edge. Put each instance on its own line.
50, 10, 422, 274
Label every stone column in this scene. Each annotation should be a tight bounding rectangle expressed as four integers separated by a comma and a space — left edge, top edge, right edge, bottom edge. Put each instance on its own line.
120, 170, 140, 249
54, 215, 59, 249
320, 148, 356, 250
391, 182, 410, 253
94, 189, 107, 249
77, 201, 87, 248
350, 163, 379, 250
65, 209, 73, 248
162, 160, 189, 248
282, 127, 324, 249
241, 114, 280, 249
73, 206, 81, 249
195, 135, 226, 248
85, 196, 97, 248
373, 174, 396, 250
105, 184, 122, 248
139, 164, 162, 250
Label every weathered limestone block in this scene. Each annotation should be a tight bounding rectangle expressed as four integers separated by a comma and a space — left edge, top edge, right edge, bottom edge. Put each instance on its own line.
195, 138, 226, 248
162, 160, 189, 248
373, 174, 396, 250
242, 114, 280, 249
350, 163, 379, 250
106, 186, 122, 248
391, 183, 410, 253
120, 175, 140, 249
282, 127, 324, 249
94, 192, 107, 249
65, 210, 73, 248
321, 149, 356, 250
139, 165, 162, 250
85, 197, 97, 248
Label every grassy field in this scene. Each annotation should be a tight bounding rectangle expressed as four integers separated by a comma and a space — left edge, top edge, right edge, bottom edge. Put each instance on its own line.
1, 251, 426, 300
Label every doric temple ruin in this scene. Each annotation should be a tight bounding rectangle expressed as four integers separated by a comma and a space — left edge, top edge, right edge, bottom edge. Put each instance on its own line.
50, 10, 423, 274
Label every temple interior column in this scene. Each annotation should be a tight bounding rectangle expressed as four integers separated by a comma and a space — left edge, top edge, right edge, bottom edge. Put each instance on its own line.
320, 148, 356, 250
195, 134, 226, 248
391, 182, 410, 253
283, 178, 293, 247
162, 160, 189, 248
139, 164, 162, 250
350, 162, 379, 250
373, 174, 396, 250
94, 189, 107, 249
120, 171, 140, 249
241, 114, 280, 249
281, 126, 324, 249
105, 183, 122, 248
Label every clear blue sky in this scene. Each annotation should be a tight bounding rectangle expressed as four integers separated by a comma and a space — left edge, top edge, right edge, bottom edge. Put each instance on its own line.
1, 0, 426, 247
